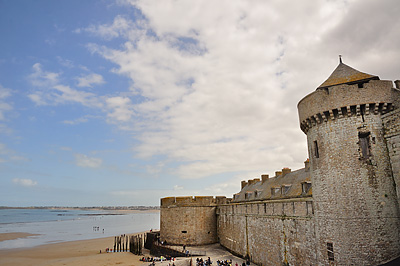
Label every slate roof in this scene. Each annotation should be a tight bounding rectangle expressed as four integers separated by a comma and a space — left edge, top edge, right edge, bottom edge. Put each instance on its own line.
318, 62, 379, 89
232, 168, 311, 202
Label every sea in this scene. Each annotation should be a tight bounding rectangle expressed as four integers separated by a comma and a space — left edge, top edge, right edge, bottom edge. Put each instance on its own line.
0, 208, 160, 250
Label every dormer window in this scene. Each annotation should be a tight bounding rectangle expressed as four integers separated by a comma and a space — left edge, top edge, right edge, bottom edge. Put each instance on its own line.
271, 187, 281, 196
281, 185, 292, 195
245, 192, 253, 199
255, 190, 262, 197
302, 182, 312, 194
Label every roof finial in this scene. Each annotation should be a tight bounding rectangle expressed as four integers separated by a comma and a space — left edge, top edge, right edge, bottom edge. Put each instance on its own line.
339, 55, 343, 64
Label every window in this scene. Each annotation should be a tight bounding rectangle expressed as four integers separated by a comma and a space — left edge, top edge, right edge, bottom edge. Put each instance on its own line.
314, 141, 319, 158
359, 132, 371, 159
306, 201, 314, 215
281, 185, 291, 195
182, 231, 187, 234
271, 187, 281, 196
302, 182, 312, 194
327, 242, 334, 261
245, 192, 253, 199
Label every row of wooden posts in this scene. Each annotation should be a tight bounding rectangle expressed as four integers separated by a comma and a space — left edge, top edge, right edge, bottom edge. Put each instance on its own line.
113, 233, 146, 255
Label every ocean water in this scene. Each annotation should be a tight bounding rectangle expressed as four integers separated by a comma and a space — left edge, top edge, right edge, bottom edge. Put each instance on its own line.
0, 208, 160, 250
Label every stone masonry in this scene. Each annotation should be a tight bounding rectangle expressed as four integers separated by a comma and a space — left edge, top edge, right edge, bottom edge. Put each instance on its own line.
160, 61, 400, 266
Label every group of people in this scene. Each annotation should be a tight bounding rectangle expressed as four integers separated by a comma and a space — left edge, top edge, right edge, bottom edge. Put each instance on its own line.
216, 259, 233, 266
140, 256, 177, 263
196, 257, 212, 266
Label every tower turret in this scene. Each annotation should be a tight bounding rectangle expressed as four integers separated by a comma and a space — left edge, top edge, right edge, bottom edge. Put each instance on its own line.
298, 60, 400, 265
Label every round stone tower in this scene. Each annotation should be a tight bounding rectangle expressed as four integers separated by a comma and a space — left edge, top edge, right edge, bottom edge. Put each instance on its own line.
298, 60, 400, 265
160, 196, 219, 246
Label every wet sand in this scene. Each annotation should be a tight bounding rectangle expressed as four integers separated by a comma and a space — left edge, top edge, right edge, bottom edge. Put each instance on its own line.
0, 232, 40, 242
0, 233, 144, 266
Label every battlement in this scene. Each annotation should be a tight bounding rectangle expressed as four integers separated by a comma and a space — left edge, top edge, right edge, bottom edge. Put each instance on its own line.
298, 80, 400, 134
160, 196, 229, 207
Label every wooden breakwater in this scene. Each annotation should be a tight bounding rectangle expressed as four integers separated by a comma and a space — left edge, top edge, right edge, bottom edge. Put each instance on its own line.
112, 233, 146, 255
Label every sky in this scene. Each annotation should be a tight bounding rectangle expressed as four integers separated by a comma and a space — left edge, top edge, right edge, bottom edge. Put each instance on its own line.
1, 0, 399, 207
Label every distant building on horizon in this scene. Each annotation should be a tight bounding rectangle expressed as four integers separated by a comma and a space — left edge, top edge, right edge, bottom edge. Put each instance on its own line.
159, 59, 400, 266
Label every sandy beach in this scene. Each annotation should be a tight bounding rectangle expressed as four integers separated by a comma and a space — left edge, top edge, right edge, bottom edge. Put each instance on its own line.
0, 233, 145, 266
0, 232, 248, 266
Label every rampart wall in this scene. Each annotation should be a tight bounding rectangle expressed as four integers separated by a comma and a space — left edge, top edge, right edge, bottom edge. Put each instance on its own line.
383, 108, 400, 205
160, 196, 222, 245
217, 198, 315, 266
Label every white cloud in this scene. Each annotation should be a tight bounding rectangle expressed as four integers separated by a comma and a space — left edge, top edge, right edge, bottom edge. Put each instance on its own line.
12, 178, 37, 187
29, 63, 60, 88
106, 96, 134, 122
27, 64, 103, 108
53, 85, 102, 107
87, 1, 321, 180
24, 0, 400, 192
74, 153, 103, 168
76, 73, 105, 88
75, 15, 140, 40
28, 93, 47, 106
0, 84, 13, 121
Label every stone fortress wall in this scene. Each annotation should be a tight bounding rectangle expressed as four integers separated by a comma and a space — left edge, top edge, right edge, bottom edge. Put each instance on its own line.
160, 196, 224, 245
298, 78, 400, 265
160, 62, 400, 266
217, 190, 316, 265
383, 106, 400, 205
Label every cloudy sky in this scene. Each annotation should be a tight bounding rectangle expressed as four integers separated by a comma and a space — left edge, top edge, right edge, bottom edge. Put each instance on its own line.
1, 0, 399, 206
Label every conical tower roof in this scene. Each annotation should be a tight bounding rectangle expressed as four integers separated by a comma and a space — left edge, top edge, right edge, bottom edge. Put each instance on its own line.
318, 60, 379, 89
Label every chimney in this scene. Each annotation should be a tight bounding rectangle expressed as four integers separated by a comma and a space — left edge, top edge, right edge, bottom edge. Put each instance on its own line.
275, 171, 282, 177
253, 178, 260, 183
395, 80, 400, 89
282, 167, 291, 177
304, 159, 310, 172
241, 180, 248, 189
261, 174, 269, 183
248, 179, 255, 185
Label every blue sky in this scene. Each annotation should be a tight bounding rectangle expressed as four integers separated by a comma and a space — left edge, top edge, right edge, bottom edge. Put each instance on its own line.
1, 0, 400, 206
